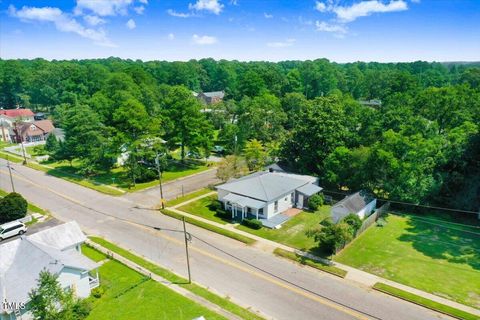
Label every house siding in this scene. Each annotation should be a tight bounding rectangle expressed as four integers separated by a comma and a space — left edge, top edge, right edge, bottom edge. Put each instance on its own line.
265, 193, 294, 219
356, 199, 377, 219
57, 267, 92, 299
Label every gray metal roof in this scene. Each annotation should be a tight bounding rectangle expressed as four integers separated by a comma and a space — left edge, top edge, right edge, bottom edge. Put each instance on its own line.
28, 221, 86, 250
0, 222, 97, 314
223, 193, 266, 209
217, 171, 317, 202
296, 184, 323, 196
331, 191, 375, 223
203, 91, 225, 98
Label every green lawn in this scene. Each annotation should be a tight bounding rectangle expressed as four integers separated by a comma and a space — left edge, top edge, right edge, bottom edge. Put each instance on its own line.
178, 195, 229, 224
236, 205, 332, 255
166, 188, 213, 207
81, 244, 108, 262
89, 237, 263, 320
26, 158, 212, 194
335, 214, 480, 308
85, 259, 225, 320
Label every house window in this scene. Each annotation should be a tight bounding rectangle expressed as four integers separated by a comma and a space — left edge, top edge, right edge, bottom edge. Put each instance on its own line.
258, 208, 264, 216
274, 201, 278, 212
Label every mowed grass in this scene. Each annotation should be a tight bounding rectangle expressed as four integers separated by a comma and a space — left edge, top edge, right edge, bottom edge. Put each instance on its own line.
86, 259, 225, 320
335, 214, 480, 308
178, 195, 229, 224
167, 188, 213, 207
236, 205, 332, 254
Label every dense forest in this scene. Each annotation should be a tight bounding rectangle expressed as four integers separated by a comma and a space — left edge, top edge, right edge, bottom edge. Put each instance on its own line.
1, 58, 479, 211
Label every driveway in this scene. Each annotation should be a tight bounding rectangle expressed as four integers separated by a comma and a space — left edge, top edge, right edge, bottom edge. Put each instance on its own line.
0, 159, 454, 320
1, 217, 62, 244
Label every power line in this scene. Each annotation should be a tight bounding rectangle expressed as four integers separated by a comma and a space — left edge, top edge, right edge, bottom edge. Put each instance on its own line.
322, 189, 479, 215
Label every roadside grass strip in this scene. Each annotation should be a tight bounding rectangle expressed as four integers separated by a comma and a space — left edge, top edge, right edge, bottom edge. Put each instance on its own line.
273, 248, 347, 278
167, 188, 213, 207
373, 283, 479, 320
0, 152, 23, 163
89, 237, 265, 320
161, 208, 256, 245
25, 162, 125, 196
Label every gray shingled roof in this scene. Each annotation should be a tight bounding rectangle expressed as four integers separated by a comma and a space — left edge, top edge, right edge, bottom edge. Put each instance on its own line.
203, 91, 225, 98
296, 184, 323, 196
223, 193, 266, 209
0, 222, 97, 314
331, 191, 375, 223
217, 171, 317, 201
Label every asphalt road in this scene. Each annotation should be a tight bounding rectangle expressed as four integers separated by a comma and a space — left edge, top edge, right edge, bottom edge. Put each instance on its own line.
0, 159, 451, 320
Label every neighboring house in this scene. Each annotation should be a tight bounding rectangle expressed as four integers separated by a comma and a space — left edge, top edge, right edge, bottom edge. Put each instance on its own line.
0, 221, 99, 320
0, 109, 36, 143
358, 99, 382, 108
13, 120, 55, 143
0, 109, 35, 123
216, 170, 322, 227
0, 116, 13, 143
331, 190, 377, 223
196, 91, 225, 105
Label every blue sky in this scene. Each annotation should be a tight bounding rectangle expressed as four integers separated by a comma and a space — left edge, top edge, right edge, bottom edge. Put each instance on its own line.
1, 0, 479, 62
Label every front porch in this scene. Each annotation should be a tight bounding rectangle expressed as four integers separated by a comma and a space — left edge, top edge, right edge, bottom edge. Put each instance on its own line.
89, 269, 100, 289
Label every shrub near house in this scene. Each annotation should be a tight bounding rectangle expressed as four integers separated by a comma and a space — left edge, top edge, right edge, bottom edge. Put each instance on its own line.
0, 192, 28, 223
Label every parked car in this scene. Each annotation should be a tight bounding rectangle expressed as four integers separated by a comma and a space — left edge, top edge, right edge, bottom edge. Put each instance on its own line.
212, 145, 225, 154
187, 151, 201, 159
0, 221, 27, 241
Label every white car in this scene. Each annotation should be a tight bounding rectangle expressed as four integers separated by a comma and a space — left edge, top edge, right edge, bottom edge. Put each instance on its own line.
0, 221, 27, 241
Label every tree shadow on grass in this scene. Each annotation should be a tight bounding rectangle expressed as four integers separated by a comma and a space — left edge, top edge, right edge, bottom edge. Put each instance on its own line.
397, 214, 480, 271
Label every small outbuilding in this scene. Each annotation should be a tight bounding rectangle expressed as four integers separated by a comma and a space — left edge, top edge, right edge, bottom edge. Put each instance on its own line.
331, 190, 376, 223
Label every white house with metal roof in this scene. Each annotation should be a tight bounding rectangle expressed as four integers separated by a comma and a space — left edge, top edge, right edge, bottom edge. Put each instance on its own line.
331, 191, 376, 223
0, 221, 99, 320
216, 170, 322, 227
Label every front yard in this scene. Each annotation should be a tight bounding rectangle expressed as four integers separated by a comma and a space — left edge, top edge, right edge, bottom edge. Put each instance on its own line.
23, 157, 212, 195
335, 213, 480, 309
177, 193, 332, 255
82, 246, 225, 320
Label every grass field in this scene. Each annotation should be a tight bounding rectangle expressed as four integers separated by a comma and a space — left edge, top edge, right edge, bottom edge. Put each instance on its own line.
89, 237, 263, 320
24, 157, 212, 195
85, 259, 225, 320
335, 213, 480, 308
178, 195, 229, 224
236, 205, 332, 255
166, 188, 213, 207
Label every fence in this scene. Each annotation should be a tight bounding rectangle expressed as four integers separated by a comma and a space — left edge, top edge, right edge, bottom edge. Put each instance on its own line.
335, 202, 390, 254
355, 202, 390, 236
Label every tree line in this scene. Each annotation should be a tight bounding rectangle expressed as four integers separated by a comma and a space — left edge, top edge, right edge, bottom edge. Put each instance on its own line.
1, 58, 479, 210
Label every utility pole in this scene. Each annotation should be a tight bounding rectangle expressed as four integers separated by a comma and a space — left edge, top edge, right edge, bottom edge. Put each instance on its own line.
7, 157, 15, 192
182, 217, 192, 284
155, 153, 165, 209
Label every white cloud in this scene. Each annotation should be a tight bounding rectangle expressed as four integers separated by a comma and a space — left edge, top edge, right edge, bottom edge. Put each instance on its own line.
189, 0, 224, 15
83, 14, 106, 26
167, 9, 193, 18
192, 34, 217, 45
332, 0, 408, 23
126, 18, 136, 29
167, 33, 175, 40
9, 5, 115, 47
134, 6, 145, 14
267, 38, 295, 48
74, 0, 144, 16
315, 1, 327, 12
316, 21, 348, 35
264, 12, 273, 19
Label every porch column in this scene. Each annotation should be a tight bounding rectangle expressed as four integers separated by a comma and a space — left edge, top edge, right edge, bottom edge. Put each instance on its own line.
231, 205, 234, 219
256, 209, 258, 220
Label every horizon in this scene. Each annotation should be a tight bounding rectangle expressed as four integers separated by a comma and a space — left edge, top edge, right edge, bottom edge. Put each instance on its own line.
1, 0, 480, 62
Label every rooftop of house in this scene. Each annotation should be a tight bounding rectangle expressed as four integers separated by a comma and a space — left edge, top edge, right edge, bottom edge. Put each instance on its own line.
200, 91, 225, 98
0, 108, 35, 118
217, 171, 317, 202
16, 119, 55, 136
332, 190, 375, 213
0, 221, 97, 314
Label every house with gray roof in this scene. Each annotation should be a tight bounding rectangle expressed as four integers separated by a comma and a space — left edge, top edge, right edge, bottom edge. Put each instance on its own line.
331, 190, 376, 223
0, 221, 99, 320
216, 170, 322, 228
196, 91, 225, 105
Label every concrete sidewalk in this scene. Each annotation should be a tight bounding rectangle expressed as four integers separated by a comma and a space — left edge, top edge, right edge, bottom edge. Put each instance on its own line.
86, 239, 244, 320
168, 194, 480, 317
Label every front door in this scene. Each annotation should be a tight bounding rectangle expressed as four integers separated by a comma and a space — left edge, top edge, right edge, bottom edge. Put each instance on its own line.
296, 194, 304, 208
